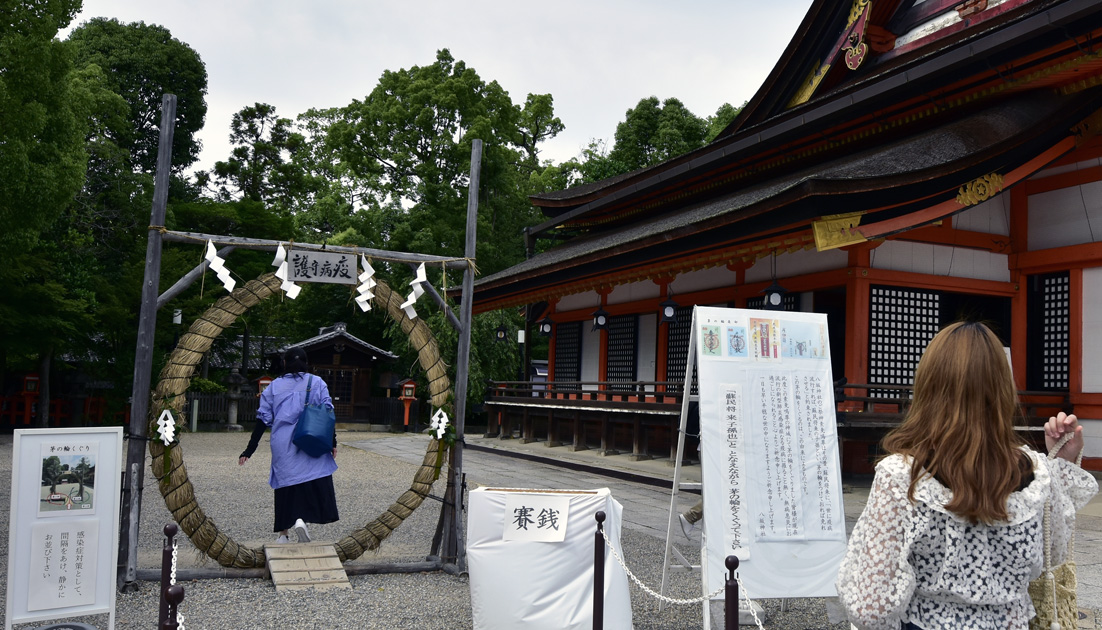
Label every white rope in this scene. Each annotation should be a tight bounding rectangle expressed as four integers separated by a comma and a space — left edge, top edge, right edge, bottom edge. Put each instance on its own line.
599, 529, 765, 628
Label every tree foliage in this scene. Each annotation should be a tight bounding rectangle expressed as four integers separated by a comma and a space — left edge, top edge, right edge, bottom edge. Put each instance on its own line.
207, 102, 309, 212
67, 17, 207, 174
566, 99, 744, 185
0, 0, 95, 253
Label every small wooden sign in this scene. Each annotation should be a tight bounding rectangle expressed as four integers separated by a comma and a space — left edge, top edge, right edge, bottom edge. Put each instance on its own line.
288, 251, 357, 285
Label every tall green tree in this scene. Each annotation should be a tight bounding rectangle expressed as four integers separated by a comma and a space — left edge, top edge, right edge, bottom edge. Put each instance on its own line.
207, 102, 310, 212
67, 17, 207, 174
565, 100, 743, 185
0, 0, 93, 253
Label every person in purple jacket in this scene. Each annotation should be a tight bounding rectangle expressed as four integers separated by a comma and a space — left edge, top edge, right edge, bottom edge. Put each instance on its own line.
239, 347, 339, 543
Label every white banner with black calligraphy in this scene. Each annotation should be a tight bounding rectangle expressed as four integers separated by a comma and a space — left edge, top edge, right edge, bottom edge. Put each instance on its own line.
288, 251, 358, 285
694, 306, 846, 600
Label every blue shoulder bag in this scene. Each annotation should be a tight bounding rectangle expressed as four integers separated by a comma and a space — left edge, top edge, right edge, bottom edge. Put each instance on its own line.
292, 375, 336, 457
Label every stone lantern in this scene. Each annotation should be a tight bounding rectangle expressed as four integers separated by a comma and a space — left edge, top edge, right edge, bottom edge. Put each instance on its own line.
224, 368, 248, 432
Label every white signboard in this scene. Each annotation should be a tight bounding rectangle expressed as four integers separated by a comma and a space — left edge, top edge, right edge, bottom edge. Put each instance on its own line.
695, 306, 847, 600
288, 251, 358, 284
502, 493, 570, 542
6, 428, 122, 630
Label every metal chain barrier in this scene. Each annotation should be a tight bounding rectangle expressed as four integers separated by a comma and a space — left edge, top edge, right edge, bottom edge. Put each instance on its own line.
171, 539, 186, 630
599, 529, 766, 628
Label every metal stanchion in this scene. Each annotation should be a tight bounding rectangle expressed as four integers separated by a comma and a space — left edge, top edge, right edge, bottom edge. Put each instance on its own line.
161, 585, 184, 630
159, 523, 178, 625
594, 511, 606, 630
725, 555, 740, 630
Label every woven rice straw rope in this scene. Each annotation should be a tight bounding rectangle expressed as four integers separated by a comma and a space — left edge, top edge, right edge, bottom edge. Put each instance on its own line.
150, 272, 452, 568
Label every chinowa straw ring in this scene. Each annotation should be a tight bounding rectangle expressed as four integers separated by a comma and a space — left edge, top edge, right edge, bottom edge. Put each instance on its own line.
150, 272, 451, 568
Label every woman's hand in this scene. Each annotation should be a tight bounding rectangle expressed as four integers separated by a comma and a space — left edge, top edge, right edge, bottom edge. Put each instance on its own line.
238, 456, 249, 466
1044, 412, 1084, 463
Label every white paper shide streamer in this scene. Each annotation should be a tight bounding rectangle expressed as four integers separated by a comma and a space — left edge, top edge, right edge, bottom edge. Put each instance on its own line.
156, 409, 177, 445
400, 262, 427, 320
271, 244, 301, 299
204, 240, 236, 293
429, 408, 449, 440
355, 255, 376, 312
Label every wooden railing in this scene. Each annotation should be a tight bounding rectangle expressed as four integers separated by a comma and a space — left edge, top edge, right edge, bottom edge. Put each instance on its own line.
483, 380, 686, 461
835, 383, 1071, 432
484, 380, 1073, 461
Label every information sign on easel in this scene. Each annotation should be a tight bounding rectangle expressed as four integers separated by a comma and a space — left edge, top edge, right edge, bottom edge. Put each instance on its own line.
694, 306, 847, 600
5, 428, 123, 630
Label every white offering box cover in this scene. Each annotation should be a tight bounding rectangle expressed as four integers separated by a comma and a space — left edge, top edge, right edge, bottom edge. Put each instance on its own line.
467, 487, 632, 630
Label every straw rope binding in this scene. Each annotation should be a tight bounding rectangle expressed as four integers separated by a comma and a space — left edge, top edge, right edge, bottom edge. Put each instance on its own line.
150, 272, 453, 568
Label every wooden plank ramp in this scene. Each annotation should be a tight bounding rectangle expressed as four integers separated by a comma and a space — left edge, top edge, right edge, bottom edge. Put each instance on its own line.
265, 542, 351, 592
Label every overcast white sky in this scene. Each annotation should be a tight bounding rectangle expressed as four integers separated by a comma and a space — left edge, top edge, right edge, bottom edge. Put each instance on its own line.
62, 0, 813, 172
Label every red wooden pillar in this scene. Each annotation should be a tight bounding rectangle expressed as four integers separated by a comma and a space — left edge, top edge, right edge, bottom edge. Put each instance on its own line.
844, 245, 871, 386
1009, 185, 1030, 389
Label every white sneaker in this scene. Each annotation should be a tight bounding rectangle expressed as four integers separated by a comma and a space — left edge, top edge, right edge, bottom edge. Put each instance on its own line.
275, 534, 289, 544
679, 513, 696, 540
293, 518, 311, 543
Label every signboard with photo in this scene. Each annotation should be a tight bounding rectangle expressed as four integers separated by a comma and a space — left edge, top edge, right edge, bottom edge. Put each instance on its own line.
6, 428, 121, 630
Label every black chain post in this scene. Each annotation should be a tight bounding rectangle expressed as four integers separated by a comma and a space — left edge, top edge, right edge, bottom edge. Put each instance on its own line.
725, 555, 740, 630
159, 523, 178, 626
593, 510, 606, 630
162, 584, 184, 630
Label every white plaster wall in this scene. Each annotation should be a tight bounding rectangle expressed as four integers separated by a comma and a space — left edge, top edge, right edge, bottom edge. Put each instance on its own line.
581, 324, 600, 388
1028, 181, 1102, 251
608, 280, 660, 305
670, 265, 734, 294
1082, 419, 1102, 462
953, 193, 1010, 235
745, 246, 848, 283
870, 240, 1010, 282
1084, 266, 1102, 393
638, 313, 657, 382
557, 291, 600, 313
1033, 156, 1102, 180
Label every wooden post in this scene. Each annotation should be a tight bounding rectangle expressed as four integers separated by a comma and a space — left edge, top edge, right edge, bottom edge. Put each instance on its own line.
439, 139, 481, 574
120, 94, 176, 590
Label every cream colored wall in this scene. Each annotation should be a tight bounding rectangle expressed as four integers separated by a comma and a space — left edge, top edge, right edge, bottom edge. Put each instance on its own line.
870, 240, 1010, 282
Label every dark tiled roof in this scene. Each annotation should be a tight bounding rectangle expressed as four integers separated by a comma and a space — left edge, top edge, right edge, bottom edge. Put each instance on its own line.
278, 323, 398, 361
476, 91, 1081, 298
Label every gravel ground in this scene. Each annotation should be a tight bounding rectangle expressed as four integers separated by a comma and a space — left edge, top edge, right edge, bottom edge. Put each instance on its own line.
0, 432, 848, 630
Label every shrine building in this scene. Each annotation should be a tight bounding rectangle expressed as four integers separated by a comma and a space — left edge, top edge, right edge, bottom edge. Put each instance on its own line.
470, 0, 1102, 471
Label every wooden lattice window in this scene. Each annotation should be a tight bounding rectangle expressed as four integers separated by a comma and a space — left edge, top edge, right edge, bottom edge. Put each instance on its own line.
1028, 272, 1070, 390
606, 315, 638, 391
665, 306, 697, 395
553, 321, 582, 390
868, 286, 940, 387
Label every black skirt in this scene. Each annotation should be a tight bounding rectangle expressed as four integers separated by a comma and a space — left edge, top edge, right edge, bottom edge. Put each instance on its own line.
273, 475, 339, 532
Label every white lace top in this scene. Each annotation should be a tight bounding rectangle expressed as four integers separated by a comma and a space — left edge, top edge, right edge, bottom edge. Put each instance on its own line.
836, 449, 1097, 630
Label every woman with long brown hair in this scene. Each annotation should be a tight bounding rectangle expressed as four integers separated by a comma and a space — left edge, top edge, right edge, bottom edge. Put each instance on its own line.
836, 322, 1096, 630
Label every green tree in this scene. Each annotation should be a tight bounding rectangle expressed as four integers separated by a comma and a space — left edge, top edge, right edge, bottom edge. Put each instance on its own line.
207, 102, 310, 211
67, 17, 207, 174
516, 93, 564, 171
42, 455, 63, 493
0, 0, 94, 253
704, 101, 744, 142
607, 96, 707, 171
